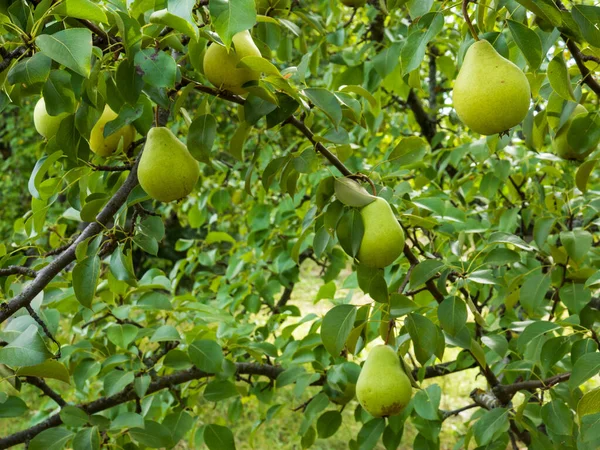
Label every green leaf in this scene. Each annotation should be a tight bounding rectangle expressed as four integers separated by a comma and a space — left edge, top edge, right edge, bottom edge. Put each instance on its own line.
164, 410, 194, 444
43, 70, 76, 116
134, 49, 176, 88
357, 418, 385, 450
407, 0, 433, 19
149, 9, 198, 40
0, 396, 28, 418
36, 28, 92, 78
473, 408, 509, 445
572, 5, 600, 47
541, 400, 573, 435
106, 324, 138, 349
567, 114, 600, 157
188, 114, 217, 163
189, 340, 224, 373
209, 0, 256, 48
405, 313, 444, 365
520, 271, 551, 316
336, 208, 364, 258
547, 54, 575, 101
400, 13, 444, 75
203, 424, 236, 450
507, 19, 542, 69
150, 325, 181, 342
7, 53, 51, 86
103, 370, 134, 396
438, 297, 467, 336
578, 387, 600, 419
569, 352, 600, 389
73, 256, 101, 308
413, 384, 441, 420
72, 427, 100, 450
16, 360, 70, 384
388, 136, 429, 168
576, 159, 598, 193
559, 282, 591, 314
561, 230, 592, 263
204, 380, 239, 402
130, 420, 173, 449
410, 260, 444, 288
317, 411, 342, 439
303, 88, 342, 128
60, 405, 89, 427
54, 0, 108, 23
517, 321, 560, 353
0, 325, 52, 367
29, 428, 73, 450
321, 304, 357, 357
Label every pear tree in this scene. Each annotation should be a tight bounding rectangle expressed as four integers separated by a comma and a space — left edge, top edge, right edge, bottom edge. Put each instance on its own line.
1, 1, 600, 449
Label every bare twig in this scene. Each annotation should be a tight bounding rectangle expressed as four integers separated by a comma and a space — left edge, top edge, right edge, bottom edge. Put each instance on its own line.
25, 305, 61, 358
0, 266, 36, 278
24, 377, 67, 407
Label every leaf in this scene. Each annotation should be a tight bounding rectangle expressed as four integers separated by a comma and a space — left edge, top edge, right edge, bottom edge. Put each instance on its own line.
103, 370, 134, 397
106, 324, 138, 349
303, 88, 342, 128
72, 427, 100, 450
36, 28, 92, 78
561, 230, 592, 263
0, 325, 52, 367
150, 325, 181, 342
413, 384, 441, 420
336, 208, 364, 258
541, 400, 573, 435
73, 256, 101, 308
438, 297, 467, 336
401, 13, 444, 75
569, 352, 600, 389
547, 54, 575, 101
129, 420, 173, 449
572, 5, 600, 48
388, 136, 429, 168
7, 53, 51, 86
559, 282, 591, 315
209, 0, 256, 48
188, 114, 217, 162
60, 406, 89, 427
164, 410, 194, 444
29, 428, 74, 450
410, 260, 444, 288
317, 411, 342, 438
578, 387, 600, 419
520, 271, 551, 316
203, 424, 236, 450
516, 321, 560, 353
357, 418, 385, 450
576, 159, 598, 193
405, 313, 444, 365
507, 19, 542, 69
204, 380, 239, 402
321, 304, 357, 357
149, 9, 198, 40
189, 340, 224, 373
16, 360, 70, 384
0, 396, 28, 418
473, 408, 509, 445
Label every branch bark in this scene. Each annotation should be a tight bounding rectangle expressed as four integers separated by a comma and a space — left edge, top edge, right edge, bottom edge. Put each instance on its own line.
23, 377, 67, 407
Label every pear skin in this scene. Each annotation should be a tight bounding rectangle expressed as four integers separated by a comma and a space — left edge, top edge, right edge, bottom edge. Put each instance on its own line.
356, 345, 412, 417
453, 39, 531, 135
90, 105, 136, 157
138, 127, 200, 202
33, 98, 69, 139
553, 104, 591, 161
203, 30, 261, 95
358, 197, 405, 268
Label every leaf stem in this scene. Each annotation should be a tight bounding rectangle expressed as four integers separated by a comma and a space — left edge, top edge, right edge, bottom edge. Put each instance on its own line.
462, 0, 479, 41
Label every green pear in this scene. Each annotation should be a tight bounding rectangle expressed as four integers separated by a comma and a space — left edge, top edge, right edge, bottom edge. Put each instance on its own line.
33, 98, 69, 139
356, 345, 412, 417
358, 197, 405, 268
553, 104, 591, 161
341, 0, 366, 6
203, 30, 261, 95
256, 0, 290, 15
453, 39, 531, 135
90, 105, 136, 157
138, 127, 200, 202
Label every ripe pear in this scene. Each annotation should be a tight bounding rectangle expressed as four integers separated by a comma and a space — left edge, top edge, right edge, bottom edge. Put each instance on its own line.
138, 127, 200, 202
90, 105, 136, 157
33, 98, 69, 139
358, 197, 405, 268
256, 0, 290, 15
553, 104, 591, 161
203, 31, 261, 95
453, 39, 531, 135
356, 345, 412, 417
341, 0, 366, 6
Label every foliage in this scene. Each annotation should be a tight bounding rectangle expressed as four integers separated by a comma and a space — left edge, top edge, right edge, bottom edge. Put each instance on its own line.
1, 0, 600, 449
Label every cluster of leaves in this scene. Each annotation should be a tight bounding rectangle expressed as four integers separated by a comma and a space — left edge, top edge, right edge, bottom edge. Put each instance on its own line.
1, 0, 600, 449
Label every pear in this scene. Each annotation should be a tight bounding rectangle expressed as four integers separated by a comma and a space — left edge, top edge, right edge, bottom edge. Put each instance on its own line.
203, 30, 261, 95
341, 0, 366, 6
256, 0, 290, 15
138, 127, 200, 202
356, 345, 412, 417
553, 104, 592, 161
90, 105, 136, 157
33, 98, 69, 139
453, 39, 531, 135
358, 197, 405, 268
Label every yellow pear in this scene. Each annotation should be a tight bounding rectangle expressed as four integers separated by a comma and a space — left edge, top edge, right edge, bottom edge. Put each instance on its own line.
553, 104, 592, 161
453, 39, 531, 135
341, 0, 366, 6
203, 30, 261, 95
138, 127, 200, 202
356, 345, 412, 417
89, 105, 136, 157
33, 98, 69, 139
358, 197, 405, 268
256, 0, 290, 15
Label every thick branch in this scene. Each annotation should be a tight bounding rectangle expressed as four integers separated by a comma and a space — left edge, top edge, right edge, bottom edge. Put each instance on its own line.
0, 46, 27, 73
564, 37, 600, 97
0, 158, 141, 324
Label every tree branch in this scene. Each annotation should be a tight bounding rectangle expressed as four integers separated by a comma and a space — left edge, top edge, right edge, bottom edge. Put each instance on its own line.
564, 37, 600, 97
0, 46, 27, 73
23, 377, 67, 407
0, 266, 36, 278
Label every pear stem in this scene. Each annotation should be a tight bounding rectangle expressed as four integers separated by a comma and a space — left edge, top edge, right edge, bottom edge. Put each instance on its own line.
462, 0, 480, 41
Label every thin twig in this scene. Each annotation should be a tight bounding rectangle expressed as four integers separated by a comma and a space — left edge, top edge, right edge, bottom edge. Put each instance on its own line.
462, 0, 479, 41
24, 377, 67, 407
25, 306, 61, 358
0, 266, 37, 278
